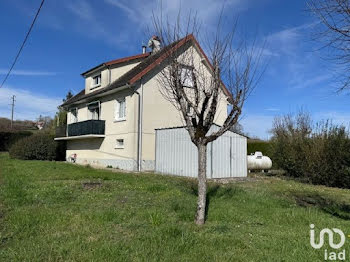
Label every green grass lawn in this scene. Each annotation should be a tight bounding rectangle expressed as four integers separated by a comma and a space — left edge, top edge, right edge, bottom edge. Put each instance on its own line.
1, 153, 350, 261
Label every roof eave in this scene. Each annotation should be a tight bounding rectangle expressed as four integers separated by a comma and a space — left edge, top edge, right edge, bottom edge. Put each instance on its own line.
61, 83, 131, 108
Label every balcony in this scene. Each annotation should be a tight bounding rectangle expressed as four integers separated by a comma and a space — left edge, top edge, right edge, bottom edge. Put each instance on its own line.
54, 120, 105, 140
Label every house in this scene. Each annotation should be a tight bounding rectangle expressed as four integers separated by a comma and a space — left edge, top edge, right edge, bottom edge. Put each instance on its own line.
55, 34, 230, 172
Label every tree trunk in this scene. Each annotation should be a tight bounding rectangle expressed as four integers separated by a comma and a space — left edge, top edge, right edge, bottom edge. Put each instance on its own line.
195, 143, 207, 225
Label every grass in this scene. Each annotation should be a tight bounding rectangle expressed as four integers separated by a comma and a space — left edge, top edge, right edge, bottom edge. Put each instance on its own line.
1, 153, 350, 261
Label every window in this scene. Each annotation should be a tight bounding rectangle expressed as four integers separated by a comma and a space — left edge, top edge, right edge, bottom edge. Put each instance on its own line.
187, 104, 194, 117
180, 67, 194, 87
115, 139, 124, 149
115, 98, 126, 121
70, 108, 78, 123
91, 74, 101, 89
88, 102, 100, 120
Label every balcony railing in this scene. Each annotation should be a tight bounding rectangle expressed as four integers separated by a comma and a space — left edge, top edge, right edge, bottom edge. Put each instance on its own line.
55, 120, 105, 138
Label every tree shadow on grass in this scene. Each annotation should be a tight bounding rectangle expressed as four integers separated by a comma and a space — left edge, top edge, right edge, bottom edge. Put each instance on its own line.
293, 192, 350, 220
187, 183, 242, 222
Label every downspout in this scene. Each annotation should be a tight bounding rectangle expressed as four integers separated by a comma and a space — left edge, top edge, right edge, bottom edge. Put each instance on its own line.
129, 80, 143, 172
137, 79, 144, 172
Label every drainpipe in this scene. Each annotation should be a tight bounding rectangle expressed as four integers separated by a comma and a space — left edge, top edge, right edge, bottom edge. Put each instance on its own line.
138, 79, 144, 172
129, 80, 143, 172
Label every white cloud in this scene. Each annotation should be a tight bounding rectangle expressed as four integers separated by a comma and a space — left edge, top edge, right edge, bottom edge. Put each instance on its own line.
315, 111, 350, 127
240, 113, 274, 139
265, 108, 280, 112
0, 69, 57, 76
0, 86, 61, 120
290, 74, 332, 89
65, 0, 94, 21
105, 0, 249, 25
63, 0, 124, 47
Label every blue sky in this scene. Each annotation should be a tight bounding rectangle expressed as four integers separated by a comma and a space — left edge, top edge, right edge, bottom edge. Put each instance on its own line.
0, 0, 349, 139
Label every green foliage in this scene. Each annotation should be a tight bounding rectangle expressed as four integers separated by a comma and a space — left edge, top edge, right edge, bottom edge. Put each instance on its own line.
247, 140, 273, 157
1, 153, 350, 261
9, 134, 66, 161
0, 131, 32, 151
271, 111, 350, 188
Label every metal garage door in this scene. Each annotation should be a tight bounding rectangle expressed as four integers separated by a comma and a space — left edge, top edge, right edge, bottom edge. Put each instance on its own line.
155, 126, 247, 178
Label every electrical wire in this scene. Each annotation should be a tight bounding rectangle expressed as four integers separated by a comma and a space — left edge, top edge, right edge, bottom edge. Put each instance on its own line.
0, 0, 45, 88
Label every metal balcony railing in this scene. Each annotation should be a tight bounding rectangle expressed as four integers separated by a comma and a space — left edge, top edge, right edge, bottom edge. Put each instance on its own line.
55, 120, 105, 137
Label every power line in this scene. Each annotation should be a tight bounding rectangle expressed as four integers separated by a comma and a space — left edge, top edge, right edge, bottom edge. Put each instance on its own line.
0, 0, 45, 88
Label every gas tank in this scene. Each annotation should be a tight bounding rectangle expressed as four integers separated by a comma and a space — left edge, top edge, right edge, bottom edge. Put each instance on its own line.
247, 151, 272, 170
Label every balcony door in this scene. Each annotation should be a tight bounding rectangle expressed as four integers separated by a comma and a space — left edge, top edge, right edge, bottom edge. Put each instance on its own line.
88, 101, 100, 120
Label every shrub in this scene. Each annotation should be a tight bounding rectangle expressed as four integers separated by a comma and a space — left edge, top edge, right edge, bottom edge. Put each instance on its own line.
247, 140, 273, 157
0, 131, 32, 151
271, 111, 350, 188
9, 134, 66, 161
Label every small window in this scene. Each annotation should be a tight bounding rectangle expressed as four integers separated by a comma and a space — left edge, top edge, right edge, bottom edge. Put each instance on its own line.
180, 67, 194, 87
70, 108, 78, 123
91, 74, 101, 88
115, 98, 126, 121
88, 102, 100, 120
115, 139, 124, 149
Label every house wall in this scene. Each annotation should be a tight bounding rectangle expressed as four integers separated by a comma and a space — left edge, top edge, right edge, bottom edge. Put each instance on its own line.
84, 60, 142, 95
65, 44, 229, 171
139, 45, 229, 167
66, 88, 140, 170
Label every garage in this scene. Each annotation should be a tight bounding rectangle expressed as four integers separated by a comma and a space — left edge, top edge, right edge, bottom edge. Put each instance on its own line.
155, 126, 247, 178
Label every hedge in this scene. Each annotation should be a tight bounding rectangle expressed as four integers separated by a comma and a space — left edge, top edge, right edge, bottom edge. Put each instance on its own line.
247, 140, 273, 157
9, 134, 66, 161
0, 131, 33, 151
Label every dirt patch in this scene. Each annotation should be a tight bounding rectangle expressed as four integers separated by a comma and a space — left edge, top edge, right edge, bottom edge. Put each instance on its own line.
82, 182, 102, 189
211, 177, 262, 184
293, 193, 350, 220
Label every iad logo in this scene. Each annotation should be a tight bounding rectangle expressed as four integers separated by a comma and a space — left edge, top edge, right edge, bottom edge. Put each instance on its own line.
310, 224, 346, 260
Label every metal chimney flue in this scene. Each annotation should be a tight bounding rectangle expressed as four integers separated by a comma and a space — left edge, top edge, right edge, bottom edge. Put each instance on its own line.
142, 44, 147, 54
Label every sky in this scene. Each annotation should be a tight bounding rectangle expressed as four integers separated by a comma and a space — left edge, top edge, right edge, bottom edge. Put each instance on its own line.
0, 0, 349, 139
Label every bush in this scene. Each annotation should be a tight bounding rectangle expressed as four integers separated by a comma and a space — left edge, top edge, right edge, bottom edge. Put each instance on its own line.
271, 111, 350, 188
9, 134, 66, 161
247, 140, 273, 157
0, 131, 32, 151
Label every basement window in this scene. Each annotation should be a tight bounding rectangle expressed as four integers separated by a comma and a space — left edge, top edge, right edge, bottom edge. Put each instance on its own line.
91, 74, 101, 89
115, 139, 124, 149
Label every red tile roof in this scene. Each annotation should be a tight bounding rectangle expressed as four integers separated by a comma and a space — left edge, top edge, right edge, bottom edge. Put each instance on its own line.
81, 52, 150, 76
105, 52, 150, 66
62, 34, 231, 107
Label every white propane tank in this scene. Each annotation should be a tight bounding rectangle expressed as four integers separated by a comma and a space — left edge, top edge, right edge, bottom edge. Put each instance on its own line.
247, 151, 272, 171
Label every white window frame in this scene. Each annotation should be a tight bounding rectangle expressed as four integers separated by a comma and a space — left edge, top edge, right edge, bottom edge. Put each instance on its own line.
115, 139, 124, 149
91, 73, 101, 89
180, 66, 194, 88
114, 97, 126, 122
70, 107, 78, 123
87, 101, 100, 120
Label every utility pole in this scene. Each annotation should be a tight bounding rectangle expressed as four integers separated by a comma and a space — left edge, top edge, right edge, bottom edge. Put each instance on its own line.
10, 95, 15, 129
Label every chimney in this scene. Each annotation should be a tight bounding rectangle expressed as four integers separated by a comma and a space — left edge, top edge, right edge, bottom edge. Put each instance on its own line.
148, 35, 161, 53
142, 44, 147, 54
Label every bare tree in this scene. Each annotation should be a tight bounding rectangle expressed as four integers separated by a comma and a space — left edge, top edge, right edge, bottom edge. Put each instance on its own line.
152, 12, 265, 225
308, 0, 350, 91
